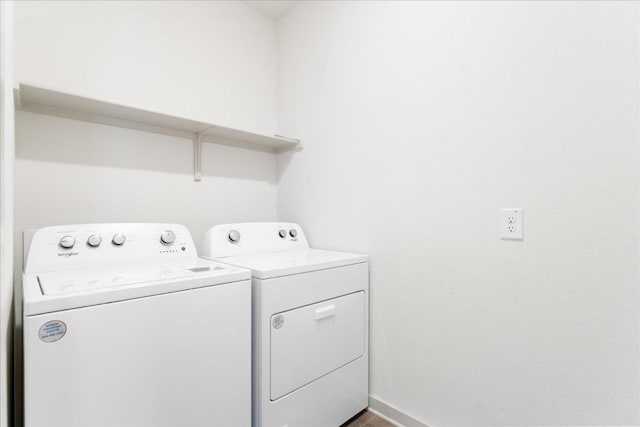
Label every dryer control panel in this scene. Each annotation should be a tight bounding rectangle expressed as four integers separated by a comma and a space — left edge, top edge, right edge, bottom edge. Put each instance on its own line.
25, 223, 197, 274
203, 222, 309, 258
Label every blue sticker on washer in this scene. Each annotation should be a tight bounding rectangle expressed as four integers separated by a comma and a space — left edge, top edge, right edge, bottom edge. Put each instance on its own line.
38, 320, 67, 343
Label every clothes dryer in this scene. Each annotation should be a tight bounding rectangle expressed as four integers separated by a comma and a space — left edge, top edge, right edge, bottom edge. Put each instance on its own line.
203, 222, 369, 427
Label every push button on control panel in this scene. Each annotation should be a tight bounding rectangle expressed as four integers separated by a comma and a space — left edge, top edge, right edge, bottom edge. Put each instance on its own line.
58, 236, 75, 250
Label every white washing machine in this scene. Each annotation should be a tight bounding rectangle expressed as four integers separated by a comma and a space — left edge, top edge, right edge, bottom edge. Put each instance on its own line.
23, 223, 252, 427
202, 222, 369, 427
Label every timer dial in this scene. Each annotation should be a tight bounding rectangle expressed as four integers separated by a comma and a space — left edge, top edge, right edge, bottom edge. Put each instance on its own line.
160, 230, 176, 246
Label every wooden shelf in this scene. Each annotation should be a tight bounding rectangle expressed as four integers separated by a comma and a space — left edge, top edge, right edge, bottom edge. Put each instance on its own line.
14, 84, 301, 181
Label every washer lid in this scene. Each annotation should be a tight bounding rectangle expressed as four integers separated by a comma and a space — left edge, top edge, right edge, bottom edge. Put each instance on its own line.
38, 259, 229, 296
23, 258, 251, 315
216, 249, 368, 279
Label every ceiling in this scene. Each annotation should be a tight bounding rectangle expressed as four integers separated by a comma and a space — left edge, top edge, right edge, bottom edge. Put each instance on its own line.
244, 1, 298, 19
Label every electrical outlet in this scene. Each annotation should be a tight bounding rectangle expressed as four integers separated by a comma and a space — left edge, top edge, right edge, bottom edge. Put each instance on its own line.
500, 208, 523, 240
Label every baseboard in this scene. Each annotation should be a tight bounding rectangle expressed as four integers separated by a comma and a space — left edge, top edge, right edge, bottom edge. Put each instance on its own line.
368, 395, 429, 427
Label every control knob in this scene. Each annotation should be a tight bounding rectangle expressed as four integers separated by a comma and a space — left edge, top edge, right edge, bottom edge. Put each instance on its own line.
112, 234, 126, 246
278, 229, 287, 238
160, 230, 176, 246
289, 229, 298, 238
59, 235, 75, 249
228, 230, 241, 243
87, 234, 102, 247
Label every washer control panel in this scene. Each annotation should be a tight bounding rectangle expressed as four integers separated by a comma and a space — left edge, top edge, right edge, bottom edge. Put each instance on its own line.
203, 222, 308, 258
25, 223, 197, 274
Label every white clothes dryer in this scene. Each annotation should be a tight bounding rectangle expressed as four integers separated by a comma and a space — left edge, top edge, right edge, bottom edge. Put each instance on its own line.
23, 223, 252, 427
203, 222, 369, 427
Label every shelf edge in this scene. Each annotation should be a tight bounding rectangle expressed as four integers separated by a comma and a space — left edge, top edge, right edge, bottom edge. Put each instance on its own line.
14, 84, 302, 153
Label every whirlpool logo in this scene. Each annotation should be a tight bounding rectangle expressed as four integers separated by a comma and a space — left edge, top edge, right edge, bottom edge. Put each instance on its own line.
57, 252, 78, 258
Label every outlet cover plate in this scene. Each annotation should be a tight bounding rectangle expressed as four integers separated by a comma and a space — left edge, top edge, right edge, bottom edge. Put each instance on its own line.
500, 208, 523, 240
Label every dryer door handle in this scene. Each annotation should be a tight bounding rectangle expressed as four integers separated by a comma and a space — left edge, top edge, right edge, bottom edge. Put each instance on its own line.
315, 304, 336, 320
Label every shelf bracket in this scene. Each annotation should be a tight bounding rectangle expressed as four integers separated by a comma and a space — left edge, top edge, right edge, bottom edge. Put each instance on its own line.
193, 127, 212, 182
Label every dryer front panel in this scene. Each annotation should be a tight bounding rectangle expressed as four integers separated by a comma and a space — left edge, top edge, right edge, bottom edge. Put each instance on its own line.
270, 291, 365, 400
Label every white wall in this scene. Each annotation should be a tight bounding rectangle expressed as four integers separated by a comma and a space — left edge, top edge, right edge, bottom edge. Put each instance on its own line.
15, 112, 278, 253
277, 2, 639, 425
12, 1, 279, 424
0, 2, 15, 426
13, 0, 281, 250
14, 0, 277, 135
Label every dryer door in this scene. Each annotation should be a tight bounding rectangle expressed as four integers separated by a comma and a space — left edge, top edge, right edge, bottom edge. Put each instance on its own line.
270, 291, 365, 400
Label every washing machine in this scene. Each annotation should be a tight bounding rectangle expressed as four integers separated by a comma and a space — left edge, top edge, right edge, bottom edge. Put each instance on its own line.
202, 222, 369, 427
23, 223, 252, 427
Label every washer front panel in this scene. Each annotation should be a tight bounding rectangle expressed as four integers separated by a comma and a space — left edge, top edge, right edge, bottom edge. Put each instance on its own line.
24, 281, 251, 427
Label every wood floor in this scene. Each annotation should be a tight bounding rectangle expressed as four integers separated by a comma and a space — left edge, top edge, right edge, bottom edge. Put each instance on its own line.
342, 410, 396, 427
